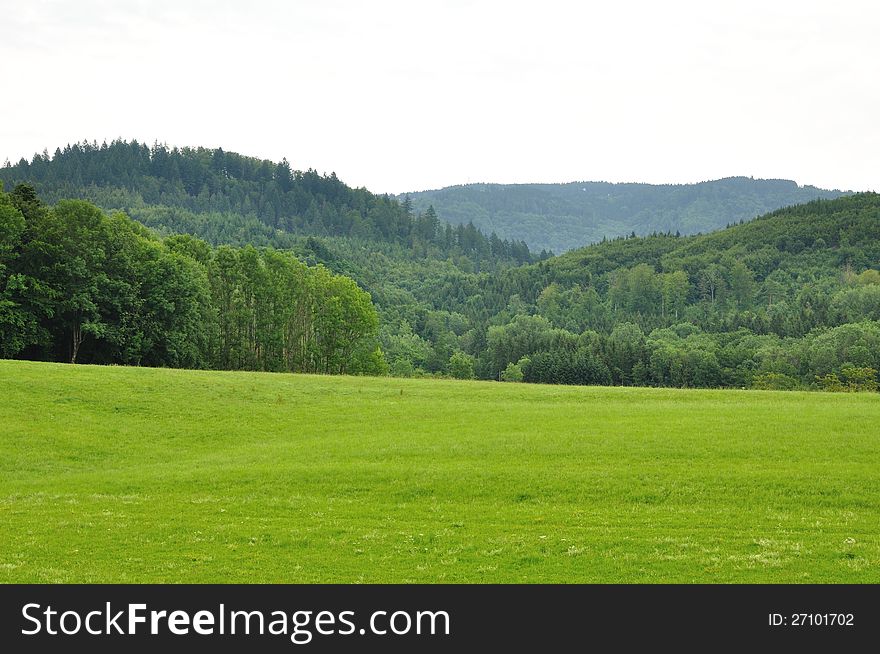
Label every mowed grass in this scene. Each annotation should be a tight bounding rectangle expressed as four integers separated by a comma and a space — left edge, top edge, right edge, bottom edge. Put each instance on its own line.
1, 360, 879, 583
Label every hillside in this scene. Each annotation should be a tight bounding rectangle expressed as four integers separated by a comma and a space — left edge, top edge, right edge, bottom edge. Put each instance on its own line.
403, 178, 848, 253
3, 360, 879, 583
0, 140, 535, 267
425, 193, 880, 388
541, 193, 880, 285
2, 147, 879, 392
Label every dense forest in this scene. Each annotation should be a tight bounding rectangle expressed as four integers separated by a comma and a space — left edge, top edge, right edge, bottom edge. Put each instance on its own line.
357, 193, 877, 391
0, 140, 538, 268
403, 179, 847, 253
459, 194, 880, 390
0, 183, 383, 374
2, 143, 878, 392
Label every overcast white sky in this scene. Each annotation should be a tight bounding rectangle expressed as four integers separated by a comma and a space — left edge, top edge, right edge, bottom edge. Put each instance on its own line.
2, 0, 878, 193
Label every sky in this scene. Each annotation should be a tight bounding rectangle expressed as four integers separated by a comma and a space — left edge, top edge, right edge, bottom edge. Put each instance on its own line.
2, 0, 878, 194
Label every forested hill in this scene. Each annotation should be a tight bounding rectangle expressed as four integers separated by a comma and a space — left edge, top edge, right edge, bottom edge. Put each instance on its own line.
402, 178, 848, 253
304, 192, 880, 391
1, 176, 879, 390
0, 140, 536, 267
451, 193, 880, 389
2, 140, 878, 392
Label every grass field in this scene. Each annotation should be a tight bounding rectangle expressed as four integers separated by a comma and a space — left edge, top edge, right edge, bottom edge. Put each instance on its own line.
1, 360, 878, 583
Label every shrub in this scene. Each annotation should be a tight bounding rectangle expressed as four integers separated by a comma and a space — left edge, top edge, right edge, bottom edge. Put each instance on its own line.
448, 351, 475, 380
840, 365, 879, 392
751, 372, 800, 391
501, 361, 524, 382
815, 373, 844, 392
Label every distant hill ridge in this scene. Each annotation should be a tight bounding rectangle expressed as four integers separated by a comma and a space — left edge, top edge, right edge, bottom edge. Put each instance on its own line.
401, 177, 849, 253
0, 140, 535, 266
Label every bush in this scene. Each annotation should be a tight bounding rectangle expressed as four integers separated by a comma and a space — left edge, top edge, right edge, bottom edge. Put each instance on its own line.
815, 373, 844, 392
751, 372, 800, 390
840, 365, 879, 392
448, 351, 475, 379
501, 361, 524, 382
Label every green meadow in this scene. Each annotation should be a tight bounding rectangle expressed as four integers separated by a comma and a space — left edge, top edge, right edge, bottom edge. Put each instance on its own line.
1, 359, 878, 583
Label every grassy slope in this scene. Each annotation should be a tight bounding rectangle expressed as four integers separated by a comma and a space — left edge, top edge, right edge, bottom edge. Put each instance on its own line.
1, 360, 878, 583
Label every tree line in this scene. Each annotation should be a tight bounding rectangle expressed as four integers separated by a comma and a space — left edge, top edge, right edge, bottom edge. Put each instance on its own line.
373, 195, 880, 391
3, 143, 879, 392
1, 140, 537, 268
0, 184, 383, 374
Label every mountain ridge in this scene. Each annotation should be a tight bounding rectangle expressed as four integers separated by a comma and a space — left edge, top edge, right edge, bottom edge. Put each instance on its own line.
401, 177, 850, 253
0, 139, 536, 267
